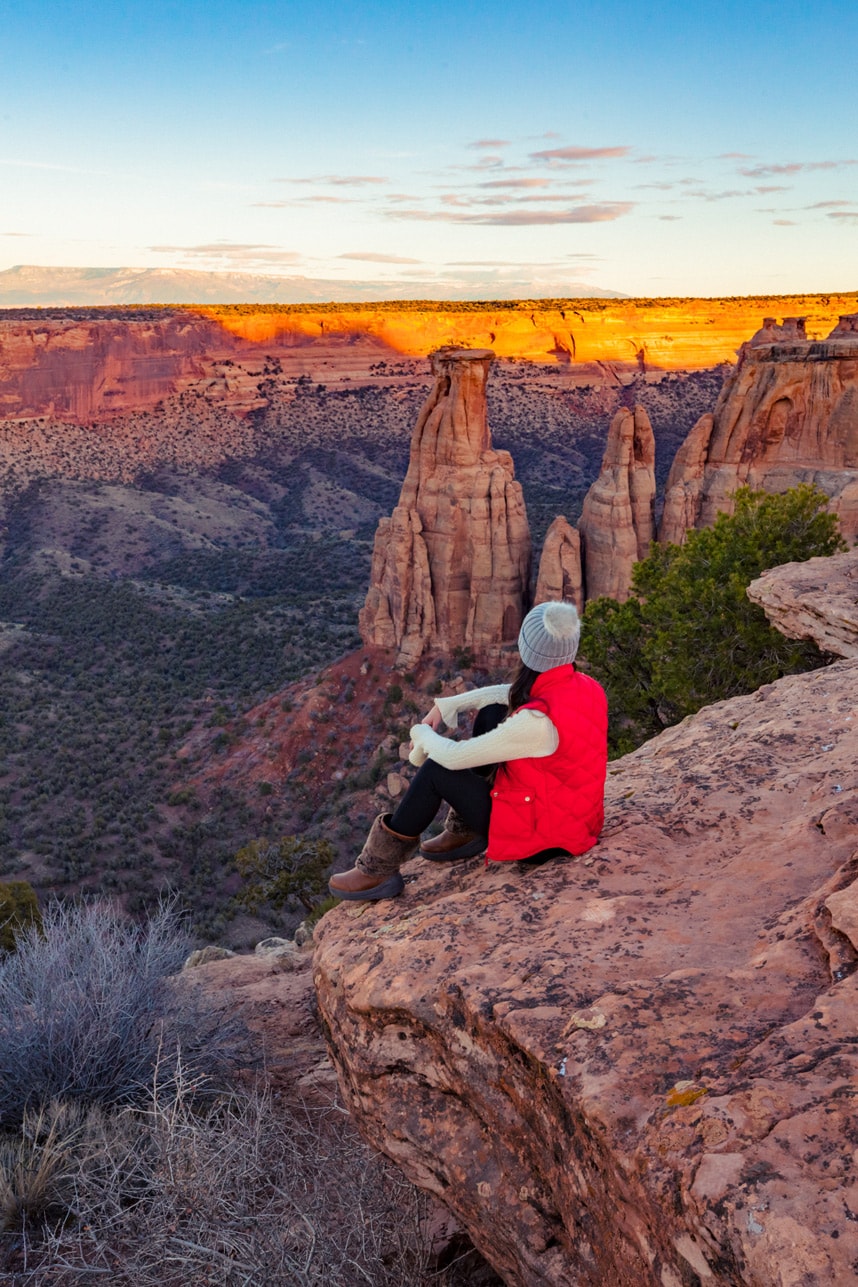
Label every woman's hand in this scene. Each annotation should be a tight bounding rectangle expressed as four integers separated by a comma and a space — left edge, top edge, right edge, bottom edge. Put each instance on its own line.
421, 703, 444, 731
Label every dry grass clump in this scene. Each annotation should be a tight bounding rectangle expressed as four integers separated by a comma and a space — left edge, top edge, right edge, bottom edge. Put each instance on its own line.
0, 1078, 438, 1284
0, 902, 499, 1285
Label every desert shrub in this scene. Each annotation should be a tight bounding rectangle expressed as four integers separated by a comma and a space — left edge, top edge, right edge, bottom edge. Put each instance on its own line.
581, 485, 846, 756
234, 835, 334, 915
0, 882, 42, 953
0, 900, 242, 1129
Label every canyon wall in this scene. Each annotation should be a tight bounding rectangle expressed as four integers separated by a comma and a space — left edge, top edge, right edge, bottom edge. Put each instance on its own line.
203, 294, 858, 373
661, 315, 858, 545
2, 293, 857, 424
359, 348, 531, 665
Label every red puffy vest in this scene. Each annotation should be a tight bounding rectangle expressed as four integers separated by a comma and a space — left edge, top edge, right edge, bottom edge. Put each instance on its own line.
486, 665, 608, 863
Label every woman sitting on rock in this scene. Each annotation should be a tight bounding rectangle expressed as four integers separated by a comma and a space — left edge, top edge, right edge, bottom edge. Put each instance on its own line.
329, 601, 608, 902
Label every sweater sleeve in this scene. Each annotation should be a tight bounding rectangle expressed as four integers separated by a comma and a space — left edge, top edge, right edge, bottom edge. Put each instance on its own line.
409, 708, 558, 770
434, 683, 511, 729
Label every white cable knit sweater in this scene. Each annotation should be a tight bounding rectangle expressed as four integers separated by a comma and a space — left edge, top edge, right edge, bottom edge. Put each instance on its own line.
408, 683, 558, 771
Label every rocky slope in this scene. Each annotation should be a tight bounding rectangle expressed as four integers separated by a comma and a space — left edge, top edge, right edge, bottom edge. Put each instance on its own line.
314, 622, 858, 1284
359, 348, 531, 665
661, 314, 858, 545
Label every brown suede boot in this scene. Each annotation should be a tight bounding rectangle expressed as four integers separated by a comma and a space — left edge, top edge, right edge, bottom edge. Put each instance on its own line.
329, 813, 419, 901
420, 807, 487, 862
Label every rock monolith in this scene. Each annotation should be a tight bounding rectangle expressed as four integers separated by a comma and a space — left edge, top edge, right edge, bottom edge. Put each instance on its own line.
576, 404, 655, 602
533, 516, 584, 613
359, 348, 531, 665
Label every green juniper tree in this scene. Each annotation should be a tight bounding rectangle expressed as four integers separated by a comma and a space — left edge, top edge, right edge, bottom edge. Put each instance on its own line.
580, 485, 846, 757
234, 835, 334, 916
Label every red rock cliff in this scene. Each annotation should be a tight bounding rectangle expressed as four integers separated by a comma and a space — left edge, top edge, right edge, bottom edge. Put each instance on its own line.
3, 293, 858, 425
661, 316, 858, 545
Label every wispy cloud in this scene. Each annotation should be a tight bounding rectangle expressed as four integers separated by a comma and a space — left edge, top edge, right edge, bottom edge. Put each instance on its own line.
296, 194, 355, 203
684, 186, 790, 202
806, 199, 853, 208
829, 210, 858, 223
277, 174, 388, 186
738, 159, 858, 178
389, 202, 633, 226
467, 138, 510, 149
773, 219, 796, 226
462, 155, 506, 171
338, 251, 422, 264
149, 242, 303, 264
477, 178, 552, 190
1, 231, 31, 237
530, 145, 630, 164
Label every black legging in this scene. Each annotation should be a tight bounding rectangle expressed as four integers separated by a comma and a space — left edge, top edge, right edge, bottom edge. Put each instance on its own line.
389, 703, 506, 838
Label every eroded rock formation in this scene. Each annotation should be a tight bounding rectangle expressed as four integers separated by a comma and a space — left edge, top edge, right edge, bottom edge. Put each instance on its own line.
533, 516, 583, 612
576, 404, 655, 601
748, 546, 858, 659
359, 348, 531, 665
660, 315, 858, 545
315, 644, 858, 1285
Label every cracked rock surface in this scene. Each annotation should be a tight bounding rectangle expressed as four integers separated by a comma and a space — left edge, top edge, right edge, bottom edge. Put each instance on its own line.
315, 659, 858, 1286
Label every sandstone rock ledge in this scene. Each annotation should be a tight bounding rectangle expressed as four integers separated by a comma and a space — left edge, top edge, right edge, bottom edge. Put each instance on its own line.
748, 547, 858, 661
314, 660, 858, 1286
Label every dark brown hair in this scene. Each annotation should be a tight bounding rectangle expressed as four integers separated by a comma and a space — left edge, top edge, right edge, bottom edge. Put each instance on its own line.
507, 661, 542, 715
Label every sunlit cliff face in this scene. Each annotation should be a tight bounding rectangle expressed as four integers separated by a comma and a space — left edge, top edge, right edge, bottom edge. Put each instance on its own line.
199, 294, 858, 369
0, 293, 856, 423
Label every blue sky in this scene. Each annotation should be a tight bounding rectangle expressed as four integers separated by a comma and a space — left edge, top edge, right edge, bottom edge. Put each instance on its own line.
1, 0, 856, 297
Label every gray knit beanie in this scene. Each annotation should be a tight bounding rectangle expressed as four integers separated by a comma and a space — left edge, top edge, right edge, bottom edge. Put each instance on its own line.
517, 601, 581, 672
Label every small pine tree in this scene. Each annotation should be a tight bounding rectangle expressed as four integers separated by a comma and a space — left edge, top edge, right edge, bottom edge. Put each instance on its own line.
234, 835, 334, 915
581, 485, 846, 756
0, 881, 43, 953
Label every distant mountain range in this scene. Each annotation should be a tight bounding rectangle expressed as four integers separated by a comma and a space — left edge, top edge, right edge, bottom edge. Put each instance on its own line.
0, 264, 627, 307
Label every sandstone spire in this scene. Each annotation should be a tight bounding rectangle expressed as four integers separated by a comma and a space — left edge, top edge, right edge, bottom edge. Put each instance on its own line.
359, 348, 531, 665
658, 412, 715, 546
576, 404, 656, 602
659, 315, 858, 546
533, 516, 583, 613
